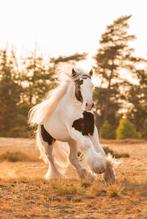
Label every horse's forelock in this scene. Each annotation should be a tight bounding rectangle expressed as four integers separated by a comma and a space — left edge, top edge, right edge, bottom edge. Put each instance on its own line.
72, 67, 92, 81
74, 74, 92, 103
72, 74, 91, 83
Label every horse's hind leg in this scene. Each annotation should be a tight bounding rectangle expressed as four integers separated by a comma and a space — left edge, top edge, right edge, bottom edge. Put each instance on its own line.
37, 126, 61, 180
43, 143, 62, 180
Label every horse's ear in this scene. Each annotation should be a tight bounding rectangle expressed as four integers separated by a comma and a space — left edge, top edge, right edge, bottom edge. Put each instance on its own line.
89, 69, 93, 77
72, 68, 77, 78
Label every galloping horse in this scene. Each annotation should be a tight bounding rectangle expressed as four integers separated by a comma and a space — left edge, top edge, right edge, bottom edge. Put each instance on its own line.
29, 67, 116, 183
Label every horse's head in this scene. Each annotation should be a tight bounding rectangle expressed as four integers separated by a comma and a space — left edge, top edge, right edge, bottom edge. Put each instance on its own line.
72, 68, 94, 111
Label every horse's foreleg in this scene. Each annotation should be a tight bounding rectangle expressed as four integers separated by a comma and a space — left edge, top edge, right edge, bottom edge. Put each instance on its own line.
89, 126, 105, 155
68, 127, 106, 175
89, 126, 116, 183
68, 139, 95, 181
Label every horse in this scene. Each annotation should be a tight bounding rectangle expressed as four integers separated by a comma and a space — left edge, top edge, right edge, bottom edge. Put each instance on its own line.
28, 67, 116, 183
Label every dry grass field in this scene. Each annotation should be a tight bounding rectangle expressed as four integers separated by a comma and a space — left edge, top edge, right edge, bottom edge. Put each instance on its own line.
0, 137, 147, 219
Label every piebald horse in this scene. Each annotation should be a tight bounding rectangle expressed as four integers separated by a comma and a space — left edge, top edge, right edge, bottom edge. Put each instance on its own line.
29, 68, 116, 183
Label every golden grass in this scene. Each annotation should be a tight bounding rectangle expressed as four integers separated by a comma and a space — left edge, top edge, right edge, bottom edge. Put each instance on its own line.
0, 138, 147, 219
0, 151, 38, 162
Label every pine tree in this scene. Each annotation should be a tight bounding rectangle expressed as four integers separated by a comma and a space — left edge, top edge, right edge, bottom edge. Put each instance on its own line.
22, 53, 55, 106
0, 49, 22, 135
116, 118, 141, 139
127, 69, 147, 138
100, 120, 115, 139
94, 16, 136, 128
50, 52, 87, 65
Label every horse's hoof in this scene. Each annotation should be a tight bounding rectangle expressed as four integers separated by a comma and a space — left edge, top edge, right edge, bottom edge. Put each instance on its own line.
86, 172, 96, 181
92, 166, 105, 174
79, 168, 87, 178
103, 173, 116, 184
79, 168, 95, 181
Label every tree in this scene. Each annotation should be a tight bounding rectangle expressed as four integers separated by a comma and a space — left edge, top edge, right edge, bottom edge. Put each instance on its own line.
21, 53, 55, 107
50, 52, 87, 65
94, 15, 136, 128
127, 69, 147, 138
116, 118, 141, 139
0, 49, 22, 135
100, 120, 115, 139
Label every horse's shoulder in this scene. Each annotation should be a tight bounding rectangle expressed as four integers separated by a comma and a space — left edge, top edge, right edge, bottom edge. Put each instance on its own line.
72, 111, 94, 136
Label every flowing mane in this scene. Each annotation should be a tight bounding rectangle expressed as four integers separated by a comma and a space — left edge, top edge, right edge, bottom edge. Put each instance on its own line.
28, 69, 72, 126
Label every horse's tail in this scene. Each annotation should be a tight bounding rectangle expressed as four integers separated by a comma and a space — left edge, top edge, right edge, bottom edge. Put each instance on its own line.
36, 126, 69, 176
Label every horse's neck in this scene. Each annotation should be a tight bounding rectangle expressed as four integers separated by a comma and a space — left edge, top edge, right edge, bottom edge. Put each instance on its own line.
62, 82, 82, 110
66, 82, 75, 100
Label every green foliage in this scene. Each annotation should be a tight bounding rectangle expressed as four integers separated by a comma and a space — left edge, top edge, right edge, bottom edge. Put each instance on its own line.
0, 50, 22, 133
100, 121, 115, 139
50, 52, 87, 65
21, 54, 55, 106
94, 16, 135, 127
116, 118, 141, 139
127, 69, 147, 139
94, 87, 121, 128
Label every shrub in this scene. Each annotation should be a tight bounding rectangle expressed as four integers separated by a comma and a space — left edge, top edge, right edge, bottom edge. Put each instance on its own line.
116, 118, 141, 139
100, 120, 115, 139
0, 151, 36, 162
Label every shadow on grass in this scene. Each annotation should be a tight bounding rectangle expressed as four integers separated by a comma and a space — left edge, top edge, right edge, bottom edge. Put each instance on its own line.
122, 180, 147, 197
104, 146, 130, 158
0, 151, 38, 162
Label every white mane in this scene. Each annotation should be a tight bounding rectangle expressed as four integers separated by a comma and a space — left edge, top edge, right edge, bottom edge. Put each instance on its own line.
28, 74, 70, 126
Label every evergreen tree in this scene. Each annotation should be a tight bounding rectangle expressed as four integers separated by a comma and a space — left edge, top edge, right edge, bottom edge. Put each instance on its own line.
100, 120, 115, 139
127, 69, 147, 138
50, 52, 87, 65
0, 49, 22, 135
94, 16, 136, 128
116, 118, 141, 139
22, 53, 55, 106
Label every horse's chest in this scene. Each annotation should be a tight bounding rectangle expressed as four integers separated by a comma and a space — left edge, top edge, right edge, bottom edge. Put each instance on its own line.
72, 111, 94, 136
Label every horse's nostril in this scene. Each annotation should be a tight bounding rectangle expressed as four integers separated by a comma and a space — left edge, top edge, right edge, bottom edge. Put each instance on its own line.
92, 103, 94, 108
86, 103, 88, 107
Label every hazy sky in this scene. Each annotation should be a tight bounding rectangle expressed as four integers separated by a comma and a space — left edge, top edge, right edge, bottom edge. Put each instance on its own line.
0, 0, 147, 58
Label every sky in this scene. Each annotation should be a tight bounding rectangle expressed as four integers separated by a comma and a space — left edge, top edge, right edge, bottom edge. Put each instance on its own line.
0, 0, 147, 60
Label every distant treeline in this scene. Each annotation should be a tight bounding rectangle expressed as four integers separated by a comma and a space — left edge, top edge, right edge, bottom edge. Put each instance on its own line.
0, 16, 146, 139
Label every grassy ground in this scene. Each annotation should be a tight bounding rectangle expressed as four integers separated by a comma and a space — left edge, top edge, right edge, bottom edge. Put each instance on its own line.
0, 138, 147, 219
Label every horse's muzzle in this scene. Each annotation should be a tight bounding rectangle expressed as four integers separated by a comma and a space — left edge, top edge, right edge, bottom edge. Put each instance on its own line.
85, 102, 94, 111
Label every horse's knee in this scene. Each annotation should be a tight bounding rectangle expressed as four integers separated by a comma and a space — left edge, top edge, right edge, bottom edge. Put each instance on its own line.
82, 139, 92, 151
69, 155, 77, 165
